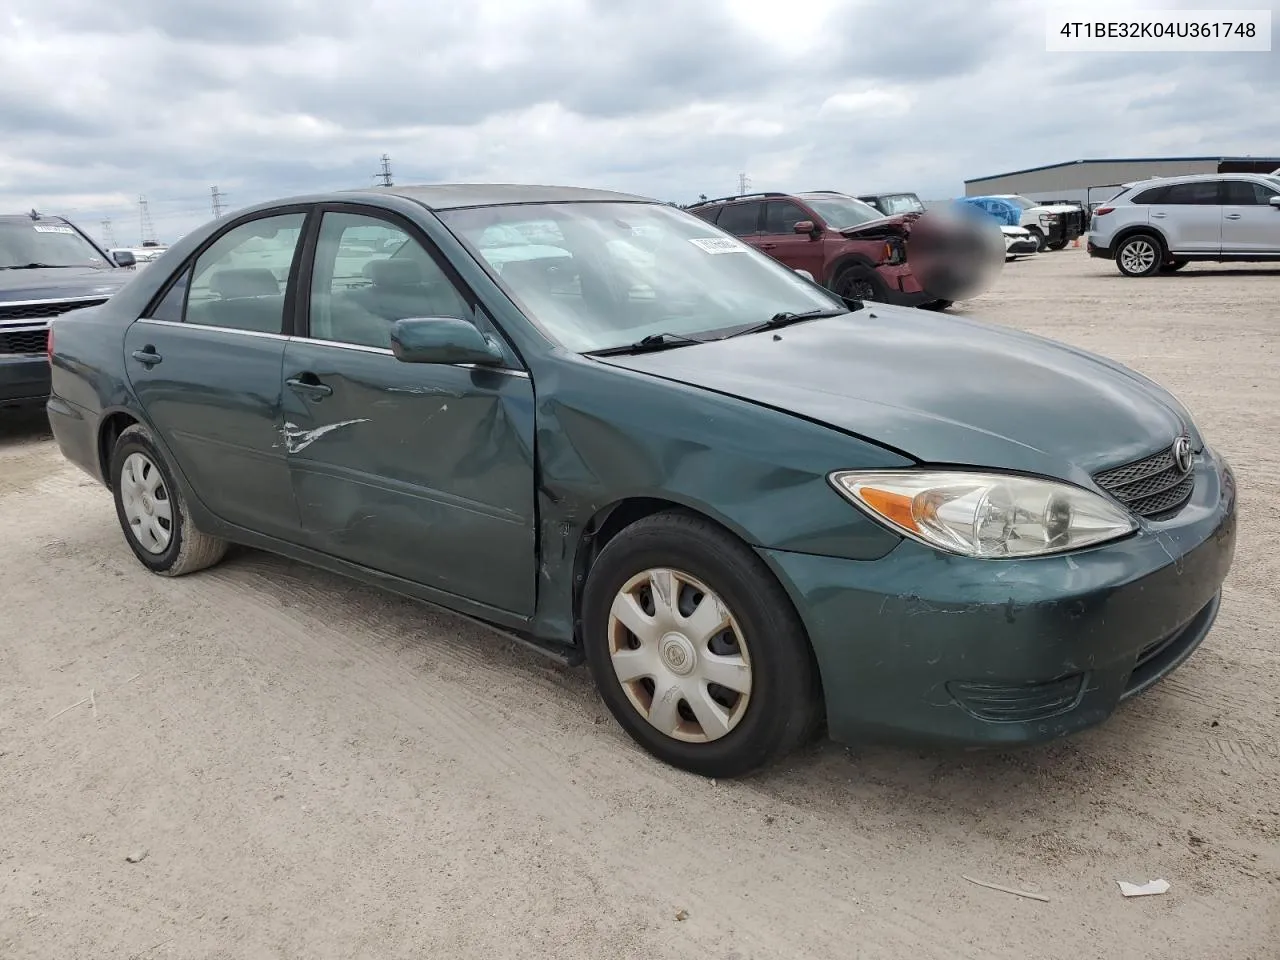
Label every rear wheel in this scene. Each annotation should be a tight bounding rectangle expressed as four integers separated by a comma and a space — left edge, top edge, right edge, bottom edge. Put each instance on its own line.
1115, 233, 1163, 277
110, 424, 228, 576
582, 511, 822, 778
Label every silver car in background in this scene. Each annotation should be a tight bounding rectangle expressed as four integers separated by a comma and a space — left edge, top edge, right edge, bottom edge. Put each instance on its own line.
1087, 173, 1280, 276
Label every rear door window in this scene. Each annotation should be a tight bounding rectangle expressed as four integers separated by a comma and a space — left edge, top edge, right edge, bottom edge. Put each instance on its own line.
714, 202, 762, 237
184, 213, 307, 333
1160, 181, 1221, 205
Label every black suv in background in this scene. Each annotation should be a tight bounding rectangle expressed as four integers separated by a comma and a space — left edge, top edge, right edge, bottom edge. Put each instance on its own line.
1, 213, 136, 409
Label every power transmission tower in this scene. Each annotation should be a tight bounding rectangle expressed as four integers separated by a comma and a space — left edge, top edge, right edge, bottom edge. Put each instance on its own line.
101, 218, 116, 248
138, 196, 157, 245
211, 185, 227, 219
375, 154, 394, 187
737, 172, 751, 195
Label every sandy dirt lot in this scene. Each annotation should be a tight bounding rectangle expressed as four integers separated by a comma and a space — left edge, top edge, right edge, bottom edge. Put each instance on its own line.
1, 249, 1277, 960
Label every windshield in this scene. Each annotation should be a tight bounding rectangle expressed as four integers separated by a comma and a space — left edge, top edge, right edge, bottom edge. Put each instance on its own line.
439, 201, 844, 352
1264, 176, 1280, 192
0, 219, 109, 269
878, 194, 926, 215
801, 196, 884, 229
1005, 196, 1038, 211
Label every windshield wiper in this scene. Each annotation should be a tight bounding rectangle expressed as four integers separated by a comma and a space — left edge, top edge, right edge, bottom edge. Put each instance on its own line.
726, 307, 852, 339
0, 263, 76, 270
586, 332, 712, 357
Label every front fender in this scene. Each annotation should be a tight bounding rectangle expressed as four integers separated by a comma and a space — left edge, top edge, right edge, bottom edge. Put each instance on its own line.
525, 352, 911, 644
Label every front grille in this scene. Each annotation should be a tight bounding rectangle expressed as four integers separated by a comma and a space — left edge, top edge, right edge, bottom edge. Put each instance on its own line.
0, 328, 48, 355
0, 297, 108, 323
1094, 443, 1195, 518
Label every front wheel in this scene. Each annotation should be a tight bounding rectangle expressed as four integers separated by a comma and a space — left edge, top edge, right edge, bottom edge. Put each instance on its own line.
830, 264, 886, 303
1115, 234, 1163, 277
1046, 239, 1068, 251
110, 423, 229, 576
581, 512, 822, 778
1026, 226, 1047, 251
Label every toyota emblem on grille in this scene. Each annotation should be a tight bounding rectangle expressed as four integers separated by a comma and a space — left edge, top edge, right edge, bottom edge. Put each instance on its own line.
1172, 436, 1193, 474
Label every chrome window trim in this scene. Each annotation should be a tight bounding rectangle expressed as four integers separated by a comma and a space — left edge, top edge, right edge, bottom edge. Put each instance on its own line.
133, 317, 530, 378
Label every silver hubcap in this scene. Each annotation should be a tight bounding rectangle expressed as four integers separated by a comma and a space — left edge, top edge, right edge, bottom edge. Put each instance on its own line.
1120, 240, 1157, 274
120, 452, 172, 554
607, 568, 752, 743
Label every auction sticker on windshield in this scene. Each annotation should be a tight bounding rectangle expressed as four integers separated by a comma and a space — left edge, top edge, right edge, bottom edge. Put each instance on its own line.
32, 225, 76, 234
688, 237, 748, 254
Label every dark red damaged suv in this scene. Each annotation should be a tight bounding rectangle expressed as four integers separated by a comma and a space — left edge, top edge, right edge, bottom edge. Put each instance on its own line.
687, 190, 987, 310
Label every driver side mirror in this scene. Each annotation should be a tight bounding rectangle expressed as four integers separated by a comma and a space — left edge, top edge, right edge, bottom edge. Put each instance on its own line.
793, 220, 819, 238
111, 249, 136, 267
1270, 196, 1280, 209
390, 317, 505, 367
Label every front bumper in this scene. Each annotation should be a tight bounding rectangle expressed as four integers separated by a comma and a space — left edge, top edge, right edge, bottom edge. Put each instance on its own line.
1006, 239, 1039, 256
0, 354, 51, 406
762, 449, 1238, 748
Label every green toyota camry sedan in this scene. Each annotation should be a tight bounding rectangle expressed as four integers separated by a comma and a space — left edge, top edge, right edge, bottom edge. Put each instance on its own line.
46, 184, 1237, 778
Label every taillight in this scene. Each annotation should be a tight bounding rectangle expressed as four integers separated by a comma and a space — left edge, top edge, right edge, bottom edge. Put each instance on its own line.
1093, 206, 1114, 216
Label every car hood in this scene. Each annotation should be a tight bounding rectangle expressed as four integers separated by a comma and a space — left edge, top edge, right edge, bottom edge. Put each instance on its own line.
597, 306, 1195, 485
838, 212, 918, 238
0, 266, 131, 303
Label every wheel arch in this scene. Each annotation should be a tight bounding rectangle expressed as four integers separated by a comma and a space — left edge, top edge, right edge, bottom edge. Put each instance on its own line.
97, 407, 143, 490
824, 252, 880, 288
1112, 224, 1170, 257
569, 494, 826, 705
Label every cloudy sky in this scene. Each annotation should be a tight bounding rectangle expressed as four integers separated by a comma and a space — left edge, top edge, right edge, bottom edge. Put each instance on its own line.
2, 0, 1275, 246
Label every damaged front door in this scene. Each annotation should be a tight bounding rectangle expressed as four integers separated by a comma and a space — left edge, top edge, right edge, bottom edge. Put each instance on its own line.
280, 208, 536, 617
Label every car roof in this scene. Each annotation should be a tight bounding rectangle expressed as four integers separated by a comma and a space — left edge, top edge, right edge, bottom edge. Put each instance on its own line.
358, 183, 652, 210
1124, 172, 1270, 189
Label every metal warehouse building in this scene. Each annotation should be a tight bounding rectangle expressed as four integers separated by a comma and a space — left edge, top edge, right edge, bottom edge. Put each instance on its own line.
964, 156, 1280, 209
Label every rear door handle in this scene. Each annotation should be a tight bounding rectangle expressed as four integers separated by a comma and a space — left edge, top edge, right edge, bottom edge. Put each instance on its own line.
1224, 213, 1243, 219
1150, 213, 1167, 219
286, 376, 333, 398
759, 243, 778, 249
131, 347, 162, 366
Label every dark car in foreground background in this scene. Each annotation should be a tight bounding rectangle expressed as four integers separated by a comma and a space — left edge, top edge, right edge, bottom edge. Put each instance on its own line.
1, 212, 135, 408
46, 184, 1237, 777
686, 190, 1000, 310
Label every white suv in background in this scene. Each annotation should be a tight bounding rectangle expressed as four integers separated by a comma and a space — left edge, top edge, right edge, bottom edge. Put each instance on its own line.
1087, 173, 1280, 277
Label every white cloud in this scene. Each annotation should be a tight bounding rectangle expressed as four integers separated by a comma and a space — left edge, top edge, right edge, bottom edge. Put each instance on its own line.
0, 0, 1274, 246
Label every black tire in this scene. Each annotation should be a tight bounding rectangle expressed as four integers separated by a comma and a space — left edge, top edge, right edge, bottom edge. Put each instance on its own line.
581, 511, 822, 778
1046, 239, 1068, 251
1161, 260, 1189, 272
1114, 233, 1164, 277
921, 299, 953, 311
1026, 226, 1047, 251
830, 264, 887, 303
110, 423, 228, 576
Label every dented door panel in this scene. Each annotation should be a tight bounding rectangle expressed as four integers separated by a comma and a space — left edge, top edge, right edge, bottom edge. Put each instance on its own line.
280, 338, 537, 616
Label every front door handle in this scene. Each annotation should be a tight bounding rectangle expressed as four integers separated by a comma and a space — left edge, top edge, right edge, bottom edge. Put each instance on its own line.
1224, 213, 1243, 219
131, 346, 162, 367
1151, 213, 1167, 219
286, 376, 333, 399
759, 242, 778, 249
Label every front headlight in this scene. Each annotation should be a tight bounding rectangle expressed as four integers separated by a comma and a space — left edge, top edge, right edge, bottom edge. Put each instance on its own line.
829, 470, 1138, 559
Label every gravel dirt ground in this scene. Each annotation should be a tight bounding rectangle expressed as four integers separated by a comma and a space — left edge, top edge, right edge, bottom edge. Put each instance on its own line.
1, 248, 1277, 960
